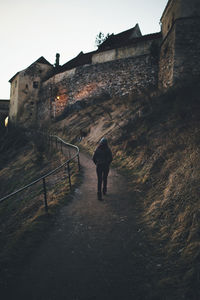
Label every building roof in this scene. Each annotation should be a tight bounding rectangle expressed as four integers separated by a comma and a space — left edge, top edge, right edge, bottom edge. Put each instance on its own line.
98, 31, 162, 52
98, 24, 142, 51
9, 72, 20, 83
34, 56, 52, 66
9, 24, 162, 84
59, 51, 96, 73
9, 56, 52, 82
129, 32, 162, 43
54, 29, 161, 77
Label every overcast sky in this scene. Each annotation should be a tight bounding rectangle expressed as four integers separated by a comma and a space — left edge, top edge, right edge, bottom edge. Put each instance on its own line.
0, 0, 168, 99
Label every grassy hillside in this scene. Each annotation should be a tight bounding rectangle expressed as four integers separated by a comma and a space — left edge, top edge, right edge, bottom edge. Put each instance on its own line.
0, 128, 80, 288
51, 80, 200, 298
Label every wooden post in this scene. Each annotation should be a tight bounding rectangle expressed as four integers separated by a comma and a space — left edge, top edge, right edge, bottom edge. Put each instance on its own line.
50, 135, 52, 147
77, 154, 81, 171
67, 162, 72, 190
42, 178, 48, 213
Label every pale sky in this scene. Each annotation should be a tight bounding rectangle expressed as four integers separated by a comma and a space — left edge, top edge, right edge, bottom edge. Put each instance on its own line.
0, 0, 168, 99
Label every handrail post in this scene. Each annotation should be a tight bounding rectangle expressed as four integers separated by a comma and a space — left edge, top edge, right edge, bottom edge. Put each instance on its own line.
42, 178, 48, 213
67, 162, 72, 190
77, 154, 81, 171
48, 135, 50, 147
55, 137, 57, 148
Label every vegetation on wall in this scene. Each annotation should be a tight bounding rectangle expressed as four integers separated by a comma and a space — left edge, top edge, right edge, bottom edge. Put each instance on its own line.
95, 31, 111, 48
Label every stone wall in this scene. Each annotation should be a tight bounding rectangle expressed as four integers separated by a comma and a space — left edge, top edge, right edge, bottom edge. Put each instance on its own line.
9, 73, 20, 120
159, 16, 200, 88
9, 62, 53, 125
159, 27, 175, 88
38, 54, 159, 121
160, 0, 180, 39
173, 17, 200, 83
161, 0, 200, 39
159, 0, 200, 88
180, 0, 200, 18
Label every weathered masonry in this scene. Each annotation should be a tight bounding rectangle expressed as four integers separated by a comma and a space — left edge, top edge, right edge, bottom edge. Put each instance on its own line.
38, 32, 161, 122
8, 0, 200, 126
9, 57, 53, 125
159, 0, 200, 87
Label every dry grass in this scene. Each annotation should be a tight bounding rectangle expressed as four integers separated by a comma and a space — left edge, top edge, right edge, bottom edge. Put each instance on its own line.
1, 80, 199, 297
0, 129, 81, 287
50, 80, 200, 298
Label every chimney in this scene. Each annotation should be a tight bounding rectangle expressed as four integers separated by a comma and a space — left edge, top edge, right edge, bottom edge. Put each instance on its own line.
55, 53, 60, 67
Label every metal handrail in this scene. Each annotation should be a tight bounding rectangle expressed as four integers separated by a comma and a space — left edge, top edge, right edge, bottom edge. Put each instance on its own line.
0, 135, 80, 211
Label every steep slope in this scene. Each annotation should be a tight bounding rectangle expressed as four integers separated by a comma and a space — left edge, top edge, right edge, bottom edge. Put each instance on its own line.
0, 128, 80, 289
51, 81, 200, 298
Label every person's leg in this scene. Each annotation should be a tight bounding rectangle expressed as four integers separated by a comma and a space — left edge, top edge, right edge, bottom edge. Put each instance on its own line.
103, 166, 109, 195
96, 165, 103, 200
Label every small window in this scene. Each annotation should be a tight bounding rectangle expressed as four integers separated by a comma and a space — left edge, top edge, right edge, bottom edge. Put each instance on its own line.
15, 80, 17, 87
26, 84, 28, 89
33, 81, 39, 88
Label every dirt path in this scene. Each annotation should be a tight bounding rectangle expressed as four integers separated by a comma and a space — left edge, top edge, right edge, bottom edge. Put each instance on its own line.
4, 152, 165, 300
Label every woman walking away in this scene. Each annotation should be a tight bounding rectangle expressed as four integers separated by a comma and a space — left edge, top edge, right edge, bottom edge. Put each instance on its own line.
93, 137, 113, 200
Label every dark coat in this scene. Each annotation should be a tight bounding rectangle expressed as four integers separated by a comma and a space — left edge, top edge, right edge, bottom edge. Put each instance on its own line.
93, 144, 113, 166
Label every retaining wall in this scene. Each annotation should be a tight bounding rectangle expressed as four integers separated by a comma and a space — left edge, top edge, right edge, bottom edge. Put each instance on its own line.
38, 54, 159, 121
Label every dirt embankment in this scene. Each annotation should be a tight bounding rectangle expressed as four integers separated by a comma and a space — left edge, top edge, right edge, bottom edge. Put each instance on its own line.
50, 81, 200, 298
1, 81, 200, 299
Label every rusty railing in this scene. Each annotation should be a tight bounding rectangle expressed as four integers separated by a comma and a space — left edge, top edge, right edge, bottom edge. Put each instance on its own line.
0, 135, 80, 212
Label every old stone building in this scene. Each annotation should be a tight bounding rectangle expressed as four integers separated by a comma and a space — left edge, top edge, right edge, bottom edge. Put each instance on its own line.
159, 0, 200, 87
9, 57, 53, 124
8, 0, 200, 126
